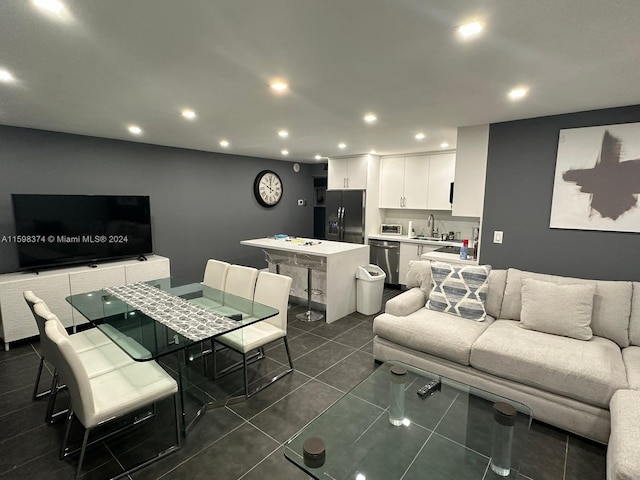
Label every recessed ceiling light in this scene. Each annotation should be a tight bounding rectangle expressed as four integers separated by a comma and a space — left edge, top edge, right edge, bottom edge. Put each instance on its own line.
281, 149, 289, 156
338, 143, 346, 149
508, 87, 529, 100
440, 142, 450, 148
278, 129, 289, 138
269, 81, 289, 93
314, 155, 322, 160
128, 125, 142, 135
219, 139, 229, 147
369, 149, 377, 155
33, 0, 65, 14
364, 113, 377, 124
181, 109, 197, 120
0, 69, 15, 83
457, 21, 483, 39
415, 132, 426, 140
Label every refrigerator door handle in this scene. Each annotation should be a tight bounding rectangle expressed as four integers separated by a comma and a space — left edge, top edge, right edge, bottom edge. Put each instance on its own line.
338, 206, 345, 241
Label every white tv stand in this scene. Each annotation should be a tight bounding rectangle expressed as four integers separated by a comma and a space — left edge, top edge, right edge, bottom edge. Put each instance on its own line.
0, 255, 170, 350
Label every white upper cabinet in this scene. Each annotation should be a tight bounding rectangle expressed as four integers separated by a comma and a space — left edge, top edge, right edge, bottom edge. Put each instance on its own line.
379, 156, 406, 208
328, 155, 368, 190
427, 153, 455, 210
452, 125, 489, 217
404, 156, 430, 209
379, 154, 454, 210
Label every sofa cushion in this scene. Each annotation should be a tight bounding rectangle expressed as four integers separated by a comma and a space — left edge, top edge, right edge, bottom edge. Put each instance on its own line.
519, 278, 595, 340
630, 282, 640, 346
470, 320, 628, 407
426, 262, 491, 321
485, 269, 507, 319
622, 346, 640, 390
608, 390, 640, 480
500, 268, 632, 347
373, 309, 493, 366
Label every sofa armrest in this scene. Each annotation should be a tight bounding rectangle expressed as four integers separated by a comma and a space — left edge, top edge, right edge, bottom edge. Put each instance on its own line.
608, 389, 640, 480
385, 288, 427, 317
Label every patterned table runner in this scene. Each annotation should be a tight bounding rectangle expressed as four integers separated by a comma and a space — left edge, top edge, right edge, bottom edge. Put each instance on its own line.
105, 282, 242, 342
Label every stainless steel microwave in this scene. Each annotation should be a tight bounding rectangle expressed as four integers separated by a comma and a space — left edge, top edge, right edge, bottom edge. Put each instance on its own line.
380, 224, 402, 235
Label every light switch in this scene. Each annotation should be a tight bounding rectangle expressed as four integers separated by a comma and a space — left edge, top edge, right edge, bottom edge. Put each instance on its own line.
493, 231, 503, 244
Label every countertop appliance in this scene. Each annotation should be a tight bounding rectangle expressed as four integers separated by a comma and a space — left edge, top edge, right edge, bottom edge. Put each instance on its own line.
380, 224, 402, 235
369, 239, 400, 285
325, 190, 365, 244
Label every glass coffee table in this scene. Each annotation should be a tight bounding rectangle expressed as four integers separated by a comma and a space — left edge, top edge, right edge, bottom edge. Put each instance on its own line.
284, 361, 532, 479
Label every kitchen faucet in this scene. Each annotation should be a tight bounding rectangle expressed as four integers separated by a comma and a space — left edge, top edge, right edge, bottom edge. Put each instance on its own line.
427, 214, 435, 237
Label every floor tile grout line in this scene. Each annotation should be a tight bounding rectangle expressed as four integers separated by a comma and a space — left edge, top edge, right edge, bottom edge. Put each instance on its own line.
563, 433, 570, 480
231, 371, 315, 423
156, 419, 253, 480
236, 443, 283, 480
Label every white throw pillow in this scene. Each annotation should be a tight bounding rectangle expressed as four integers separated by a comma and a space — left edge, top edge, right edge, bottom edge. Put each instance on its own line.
405, 260, 432, 293
519, 278, 596, 340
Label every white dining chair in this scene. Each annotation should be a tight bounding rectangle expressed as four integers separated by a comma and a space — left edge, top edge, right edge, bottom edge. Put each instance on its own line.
45, 319, 180, 479
216, 271, 293, 398
25, 290, 120, 423
202, 258, 230, 290
224, 264, 258, 299
31, 301, 137, 424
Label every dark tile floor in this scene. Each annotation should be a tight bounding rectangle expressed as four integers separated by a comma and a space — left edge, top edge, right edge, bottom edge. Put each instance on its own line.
0, 288, 607, 480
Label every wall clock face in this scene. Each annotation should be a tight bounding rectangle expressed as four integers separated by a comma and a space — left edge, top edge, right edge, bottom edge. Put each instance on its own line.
254, 170, 283, 207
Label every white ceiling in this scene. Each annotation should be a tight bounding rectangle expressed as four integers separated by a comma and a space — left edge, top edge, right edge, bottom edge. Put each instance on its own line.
1, 0, 639, 162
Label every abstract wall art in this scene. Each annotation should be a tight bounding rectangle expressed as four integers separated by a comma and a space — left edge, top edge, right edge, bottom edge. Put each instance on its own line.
549, 122, 640, 233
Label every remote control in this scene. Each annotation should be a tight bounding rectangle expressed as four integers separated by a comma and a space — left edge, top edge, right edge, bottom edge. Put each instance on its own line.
417, 380, 441, 397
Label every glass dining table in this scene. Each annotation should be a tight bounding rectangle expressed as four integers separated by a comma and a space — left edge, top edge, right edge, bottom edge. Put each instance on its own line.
66, 276, 278, 434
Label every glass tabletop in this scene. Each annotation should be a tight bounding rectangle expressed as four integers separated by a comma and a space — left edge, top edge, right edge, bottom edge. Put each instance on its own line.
284, 361, 532, 480
66, 276, 278, 361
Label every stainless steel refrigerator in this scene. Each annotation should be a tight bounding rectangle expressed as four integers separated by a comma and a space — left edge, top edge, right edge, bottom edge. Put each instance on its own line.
325, 190, 365, 244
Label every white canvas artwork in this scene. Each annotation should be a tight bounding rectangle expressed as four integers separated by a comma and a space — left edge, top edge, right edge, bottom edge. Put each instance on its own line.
549, 122, 640, 233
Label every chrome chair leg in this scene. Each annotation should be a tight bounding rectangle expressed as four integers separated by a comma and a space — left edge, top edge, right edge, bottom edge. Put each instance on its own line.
32, 356, 50, 400
45, 371, 59, 424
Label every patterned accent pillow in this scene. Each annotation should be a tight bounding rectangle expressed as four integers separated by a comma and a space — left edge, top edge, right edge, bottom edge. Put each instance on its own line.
426, 262, 492, 321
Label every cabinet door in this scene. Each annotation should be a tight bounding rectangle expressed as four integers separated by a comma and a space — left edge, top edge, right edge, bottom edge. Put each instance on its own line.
427, 153, 455, 210
125, 256, 170, 283
398, 243, 421, 286
379, 156, 405, 208
403, 156, 430, 210
346, 155, 368, 189
328, 159, 349, 190
0, 274, 73, 343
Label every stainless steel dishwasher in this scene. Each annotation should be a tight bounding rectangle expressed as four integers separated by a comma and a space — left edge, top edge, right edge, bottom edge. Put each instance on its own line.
368, 239, 400, 285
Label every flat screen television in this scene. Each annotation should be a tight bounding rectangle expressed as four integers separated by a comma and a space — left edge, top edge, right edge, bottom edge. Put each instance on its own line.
11, 194, 153, 270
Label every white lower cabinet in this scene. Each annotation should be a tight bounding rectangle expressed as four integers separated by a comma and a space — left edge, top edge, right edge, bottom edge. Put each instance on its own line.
0, 255, 170, 349
398, 243, 440, 285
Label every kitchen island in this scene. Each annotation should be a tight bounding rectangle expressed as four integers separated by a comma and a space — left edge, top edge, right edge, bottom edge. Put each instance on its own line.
240, 237, 369, 323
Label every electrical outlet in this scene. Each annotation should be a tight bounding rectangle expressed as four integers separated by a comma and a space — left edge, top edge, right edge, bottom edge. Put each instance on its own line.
297, 199, 307, 206
493, 231, 503, 244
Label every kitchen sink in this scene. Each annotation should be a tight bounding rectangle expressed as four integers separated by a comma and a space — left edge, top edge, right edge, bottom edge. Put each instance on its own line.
411, 236, 445, 241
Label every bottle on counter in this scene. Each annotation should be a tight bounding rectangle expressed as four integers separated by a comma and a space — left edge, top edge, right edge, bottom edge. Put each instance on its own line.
460, 239, 468, 260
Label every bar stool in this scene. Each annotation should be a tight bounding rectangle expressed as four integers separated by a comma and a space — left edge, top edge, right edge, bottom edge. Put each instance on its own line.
263, 249, 290, 275
264, 250, 293, 309
294, 253, 326, 322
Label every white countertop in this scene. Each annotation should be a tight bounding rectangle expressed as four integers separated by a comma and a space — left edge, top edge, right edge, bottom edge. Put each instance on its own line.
368, 234, 462, 247
421, 251, 479, 265
241, 237, 368, 257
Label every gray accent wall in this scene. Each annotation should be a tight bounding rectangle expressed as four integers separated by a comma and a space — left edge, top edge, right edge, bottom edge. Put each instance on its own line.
0, 125, 314, 280
480, 104, 640, 281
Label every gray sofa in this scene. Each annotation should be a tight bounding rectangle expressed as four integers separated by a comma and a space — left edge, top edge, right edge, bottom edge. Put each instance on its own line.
373, 264, 640, 478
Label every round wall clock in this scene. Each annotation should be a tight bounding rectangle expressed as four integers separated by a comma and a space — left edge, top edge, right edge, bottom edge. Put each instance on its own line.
254, 170, 283, 207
